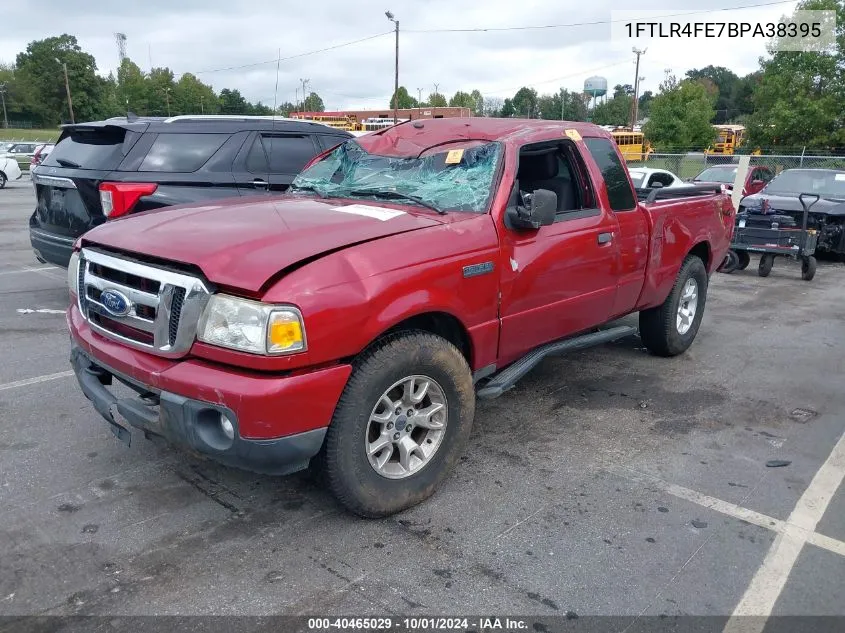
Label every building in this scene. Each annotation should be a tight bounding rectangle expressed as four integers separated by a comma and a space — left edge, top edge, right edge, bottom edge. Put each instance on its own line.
290, 107, 473, 129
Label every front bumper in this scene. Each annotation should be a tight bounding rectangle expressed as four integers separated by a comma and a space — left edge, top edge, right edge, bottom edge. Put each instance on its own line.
69, 305, 353, 476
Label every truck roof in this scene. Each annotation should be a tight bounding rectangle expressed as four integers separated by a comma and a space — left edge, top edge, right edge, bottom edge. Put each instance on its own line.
359, 118, 610, 156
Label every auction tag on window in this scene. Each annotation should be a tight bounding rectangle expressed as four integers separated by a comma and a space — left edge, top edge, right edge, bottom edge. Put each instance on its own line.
564, 129, 582, 141
445, 149, 464, 164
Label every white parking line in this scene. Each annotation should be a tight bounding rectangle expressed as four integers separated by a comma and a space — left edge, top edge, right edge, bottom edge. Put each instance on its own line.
726, 430, 845, 628
0, 370, 74, 391
0, 266, 58, 276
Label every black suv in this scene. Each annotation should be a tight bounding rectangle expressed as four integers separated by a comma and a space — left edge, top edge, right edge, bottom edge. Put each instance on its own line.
29, 115, 352, 267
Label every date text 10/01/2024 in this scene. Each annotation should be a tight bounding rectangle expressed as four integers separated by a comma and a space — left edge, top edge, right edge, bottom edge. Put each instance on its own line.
307, 617, 529, 630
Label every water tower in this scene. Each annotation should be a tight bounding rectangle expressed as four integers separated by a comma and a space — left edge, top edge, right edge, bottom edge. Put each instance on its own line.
584, 76, 608, 109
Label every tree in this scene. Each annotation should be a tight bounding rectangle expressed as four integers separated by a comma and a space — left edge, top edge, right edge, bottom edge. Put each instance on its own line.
218, 88, 249, 114
15, 34, 106, 125
638, 90, 654, 119
613, 83, 634, 98
172, 73, 218, 115
302, 91, 325, 112
275, 101, 296, 116
470, 89, 484, 115
427, 92, 447, 107
483, 96, 504, 117
686, 65, 741, 123
390, 86, 417, 109
643, 78, 717, 150
499, 98, 515, 118
147, 67, 175, 115
117, 58, 148, 115
746, 0, 845, 149
591, 94, 632, 126
449, 90, 474, 109
511, 87, 538, 118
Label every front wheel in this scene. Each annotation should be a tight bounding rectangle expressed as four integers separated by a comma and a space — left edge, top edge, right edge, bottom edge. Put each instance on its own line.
0, 172, 7, 189
639, 255, 708, 357
801, 255, 817, 281
322, 331, 475, 518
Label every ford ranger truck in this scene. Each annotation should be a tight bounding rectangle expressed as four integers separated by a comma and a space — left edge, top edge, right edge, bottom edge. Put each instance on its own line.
67, 119, 735, 518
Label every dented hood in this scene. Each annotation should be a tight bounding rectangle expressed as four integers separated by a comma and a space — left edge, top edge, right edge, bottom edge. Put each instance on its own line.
81, 195, 442, 293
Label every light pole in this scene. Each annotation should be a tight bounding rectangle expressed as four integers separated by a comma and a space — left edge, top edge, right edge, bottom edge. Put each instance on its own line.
0, 83, 8, 129
630, 47, 646, 129
433, 82, 439, 119
55, 58, 75, 123
164, 87, 171, 116
417, 88, 422, 117
386, 11, 399, 124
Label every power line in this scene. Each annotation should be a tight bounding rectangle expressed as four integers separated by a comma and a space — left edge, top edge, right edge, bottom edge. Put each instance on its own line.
404, 0, 796, 33
192, 31, 392, 75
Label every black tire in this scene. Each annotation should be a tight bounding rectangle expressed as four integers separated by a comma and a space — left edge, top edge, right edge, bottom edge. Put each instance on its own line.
736, 250, 751, 271
639, 255, 708, 357
801, 255, 817, 281
0, 172, 7, 189
719, 250, 739, 274
758, 254, 775, 277
323, 331, 475, 518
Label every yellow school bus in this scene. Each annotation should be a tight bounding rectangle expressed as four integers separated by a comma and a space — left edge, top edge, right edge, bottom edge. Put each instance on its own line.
611, 129, 653, 162
705, 125, 746, 155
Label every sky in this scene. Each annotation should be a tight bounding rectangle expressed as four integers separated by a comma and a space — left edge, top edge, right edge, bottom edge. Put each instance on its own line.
1, 0, 801, 111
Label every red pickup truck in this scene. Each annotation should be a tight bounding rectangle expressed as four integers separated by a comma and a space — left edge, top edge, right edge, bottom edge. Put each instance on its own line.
68, 119, 734, 517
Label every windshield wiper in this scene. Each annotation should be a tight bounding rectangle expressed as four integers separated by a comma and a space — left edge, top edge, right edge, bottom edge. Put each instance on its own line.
289, 183, 327, 198
55, 158, 82, 168
341, 188, 446, 215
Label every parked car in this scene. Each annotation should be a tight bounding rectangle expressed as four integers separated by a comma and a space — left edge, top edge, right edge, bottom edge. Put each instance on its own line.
691, 164, 774, 196
628, 167, 684, 189
739, 168, 845, 256
4, 142, 42, 169
30, 143, 55, 169
29, 115, 352, 268
67, 119, 734, 517
0, 154, 23, 188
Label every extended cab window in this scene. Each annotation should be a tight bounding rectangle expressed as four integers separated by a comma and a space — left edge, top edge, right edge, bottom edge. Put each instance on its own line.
584, 137, 636, 211
139, 133, 228, 172
291, 139, 502, 214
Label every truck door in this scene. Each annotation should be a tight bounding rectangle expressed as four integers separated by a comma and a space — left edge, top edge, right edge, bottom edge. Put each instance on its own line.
582, 136, 651, 317
497, 140, 621, 363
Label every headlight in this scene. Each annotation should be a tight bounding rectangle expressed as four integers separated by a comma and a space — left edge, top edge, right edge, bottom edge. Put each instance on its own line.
197, 295, 306, 355
68, 251, 80, 298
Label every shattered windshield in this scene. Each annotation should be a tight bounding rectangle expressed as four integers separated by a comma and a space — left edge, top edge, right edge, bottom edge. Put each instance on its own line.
291, 140, 502, 214
764, 170, 845, 199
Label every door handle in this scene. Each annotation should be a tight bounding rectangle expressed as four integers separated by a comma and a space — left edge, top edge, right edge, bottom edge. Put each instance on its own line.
597, 232, 613, 244
253, 179, 269, 190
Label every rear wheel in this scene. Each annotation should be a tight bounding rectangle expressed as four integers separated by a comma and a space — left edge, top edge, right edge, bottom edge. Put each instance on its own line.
719, 250, 739, 274
801, 255, 817, 281
758, 254, 775, 277
639, 255, 708, 357
0, 172, 7, 189
736, 251, 751, 271
323, 331, 475, 518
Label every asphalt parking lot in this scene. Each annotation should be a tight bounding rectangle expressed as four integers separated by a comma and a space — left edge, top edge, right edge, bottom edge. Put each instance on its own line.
1, 177, 844, 626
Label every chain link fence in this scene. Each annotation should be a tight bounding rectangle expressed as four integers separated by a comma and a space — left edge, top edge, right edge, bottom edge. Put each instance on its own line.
638, 153, 845, 180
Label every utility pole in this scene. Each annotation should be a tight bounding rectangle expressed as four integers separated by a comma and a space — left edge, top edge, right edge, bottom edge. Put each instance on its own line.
630, 47, 646, 129
0, 83, 8, 129
59, 61, 75, 124
200, 95, 204, 114
433, 83, 439, 118
560, 88, 566, 121
164, 87, 171, 116
386, 11, 399, 124
300, 78, 310, 111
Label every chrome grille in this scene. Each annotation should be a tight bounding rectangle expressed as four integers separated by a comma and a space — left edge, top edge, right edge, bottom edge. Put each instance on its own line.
78, 248, 210, 357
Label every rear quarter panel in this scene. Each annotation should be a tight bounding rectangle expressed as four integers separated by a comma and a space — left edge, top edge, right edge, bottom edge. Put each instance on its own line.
636, 194, 734, 310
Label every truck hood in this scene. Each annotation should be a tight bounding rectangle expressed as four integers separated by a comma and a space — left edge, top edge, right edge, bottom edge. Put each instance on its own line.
81, 195, 443, 294
741, 193, 845, 216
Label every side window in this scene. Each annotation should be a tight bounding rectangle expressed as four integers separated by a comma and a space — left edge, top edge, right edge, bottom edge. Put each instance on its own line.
760, 168, 774, 182
583, 137, 636, 211
262, 135, 319, 175
515, 141, 596, 217
139, 133, 229, 172
246, 136, 269, 173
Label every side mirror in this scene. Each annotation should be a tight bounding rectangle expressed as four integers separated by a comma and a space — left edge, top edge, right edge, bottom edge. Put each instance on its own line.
508, 189, 557, 230
650, 182, 664, 189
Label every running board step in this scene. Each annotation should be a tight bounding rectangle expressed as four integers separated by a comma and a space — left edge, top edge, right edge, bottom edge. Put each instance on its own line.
476, 325, 638, 400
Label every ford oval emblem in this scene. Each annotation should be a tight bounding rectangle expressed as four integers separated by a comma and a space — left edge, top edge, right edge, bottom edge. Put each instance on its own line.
100, 288, 131, 317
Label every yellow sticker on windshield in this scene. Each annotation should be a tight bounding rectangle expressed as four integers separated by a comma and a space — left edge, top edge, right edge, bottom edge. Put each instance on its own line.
445, 149, 464, 164
564, 129, 582, 142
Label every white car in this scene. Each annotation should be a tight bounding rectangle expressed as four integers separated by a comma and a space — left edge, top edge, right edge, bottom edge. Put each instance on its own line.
0, 155, 22, 188
628, 167, 684, 190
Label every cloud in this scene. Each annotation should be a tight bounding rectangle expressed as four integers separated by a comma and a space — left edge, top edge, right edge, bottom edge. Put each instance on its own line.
0, 0, 799, 110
